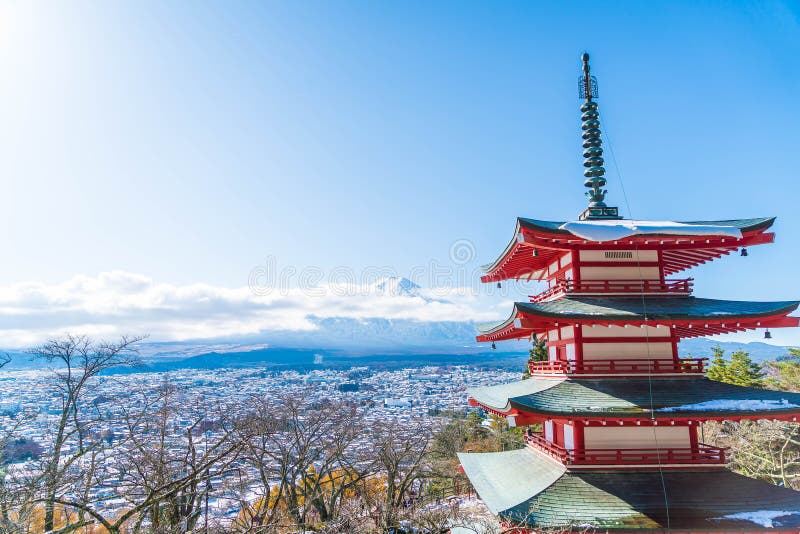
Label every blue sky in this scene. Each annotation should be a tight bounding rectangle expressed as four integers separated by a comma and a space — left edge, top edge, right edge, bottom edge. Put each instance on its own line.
1, 2, 798, 346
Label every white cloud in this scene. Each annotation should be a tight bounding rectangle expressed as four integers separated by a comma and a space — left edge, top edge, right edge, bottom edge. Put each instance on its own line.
0, 271, 503, 348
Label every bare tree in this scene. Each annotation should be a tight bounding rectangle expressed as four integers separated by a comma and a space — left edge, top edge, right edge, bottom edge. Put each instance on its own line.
361, 417, 434, 532
0, 353, 40, 534
232, 392, 371, 533
26, 334, 144, 532
43, 377, 242, 534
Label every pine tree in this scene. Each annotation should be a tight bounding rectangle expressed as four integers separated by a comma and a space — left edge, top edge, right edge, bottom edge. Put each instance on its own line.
726, 350, 765, 387
706, 346, 764, 387
706, 346, 729, 383
522, 336, 548, 379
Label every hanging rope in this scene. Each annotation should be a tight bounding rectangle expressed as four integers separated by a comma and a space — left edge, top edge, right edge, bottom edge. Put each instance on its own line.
603, 125, 671, 530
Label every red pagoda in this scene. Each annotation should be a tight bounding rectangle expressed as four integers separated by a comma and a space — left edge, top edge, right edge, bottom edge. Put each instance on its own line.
458, 54, 800, 532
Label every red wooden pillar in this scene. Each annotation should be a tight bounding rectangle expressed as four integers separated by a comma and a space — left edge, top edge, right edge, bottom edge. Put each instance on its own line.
574, 423, 585, 452
571, 250, 581, 284
574, 324, 584, 367
554, 422, 565, 448
670, 327, 679, 363
689, 423, 699, 449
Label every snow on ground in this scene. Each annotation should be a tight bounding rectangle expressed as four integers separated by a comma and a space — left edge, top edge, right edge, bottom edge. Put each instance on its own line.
560, 220, 742, 242
717, 510, 800, 528
658, 399, 799, 412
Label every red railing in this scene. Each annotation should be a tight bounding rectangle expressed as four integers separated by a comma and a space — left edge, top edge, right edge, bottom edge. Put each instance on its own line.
524, 432, 570, 462
530, 278, 693, 302
528, 357, 707, 375
524, 433, 727, 466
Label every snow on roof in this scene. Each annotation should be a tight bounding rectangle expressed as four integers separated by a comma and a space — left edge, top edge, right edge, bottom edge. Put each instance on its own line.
560, 220, 743, 242
658, 399, 800, 413
716, 510, 800, 528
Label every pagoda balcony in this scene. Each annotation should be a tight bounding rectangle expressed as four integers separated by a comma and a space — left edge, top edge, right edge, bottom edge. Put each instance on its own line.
524, 433, 727, 468
529, 278, 694, 302
528, 357, 707, 376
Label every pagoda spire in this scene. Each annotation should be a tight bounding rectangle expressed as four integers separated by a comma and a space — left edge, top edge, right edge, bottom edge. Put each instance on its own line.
577, 52, 621, 221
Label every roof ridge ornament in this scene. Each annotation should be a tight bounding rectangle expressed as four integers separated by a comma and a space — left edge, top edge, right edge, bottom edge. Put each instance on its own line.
578, 52, 622, 221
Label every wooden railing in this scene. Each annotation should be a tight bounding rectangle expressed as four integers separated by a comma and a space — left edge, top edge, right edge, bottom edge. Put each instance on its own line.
528, 357, 707, 376
530, 278, 693, 302
524, 433, 727, 466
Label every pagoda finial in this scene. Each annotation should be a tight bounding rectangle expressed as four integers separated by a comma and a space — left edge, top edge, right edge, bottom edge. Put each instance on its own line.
577, 52, 621, 221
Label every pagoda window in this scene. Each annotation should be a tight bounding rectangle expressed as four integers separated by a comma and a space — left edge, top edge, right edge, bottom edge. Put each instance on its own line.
559, 326, 574, 339
560, 253, 572, 267
578, 250, 659, 262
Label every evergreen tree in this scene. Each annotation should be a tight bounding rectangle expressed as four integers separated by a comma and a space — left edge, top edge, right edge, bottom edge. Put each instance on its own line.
706, 346, 764, 387
522, 336, 548, 379
705, 346, 729, 383
465, 410, 485, 438
726, 349, 765, 387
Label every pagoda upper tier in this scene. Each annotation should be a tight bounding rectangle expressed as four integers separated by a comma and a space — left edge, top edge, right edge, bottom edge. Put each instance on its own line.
481, 216, 775, 283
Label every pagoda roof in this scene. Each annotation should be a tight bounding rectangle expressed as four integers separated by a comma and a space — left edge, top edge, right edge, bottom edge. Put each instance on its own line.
459, 448, 800, 531
482, 216, 776, 282
468, 377, 800, 419
476, 296, 799, 341
457, 447, 566, 514
517, 216, 776, 235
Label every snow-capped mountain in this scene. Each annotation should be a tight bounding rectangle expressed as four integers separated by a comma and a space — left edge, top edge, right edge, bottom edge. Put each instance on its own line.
371, 276, 448, 304
373, 276, 424, 298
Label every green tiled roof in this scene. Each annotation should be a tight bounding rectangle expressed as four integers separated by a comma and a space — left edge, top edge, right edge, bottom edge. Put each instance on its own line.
477, 297, 799, 334
519, 297, 798, 321
456, 448, 565, 514
459, 448, 800, 531
469, 377, 800, 418
505, 467, 800, 531
517, 216, 776, 235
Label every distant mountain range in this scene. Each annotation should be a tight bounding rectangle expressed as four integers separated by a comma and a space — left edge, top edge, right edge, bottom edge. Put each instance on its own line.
1, 277, 796, 370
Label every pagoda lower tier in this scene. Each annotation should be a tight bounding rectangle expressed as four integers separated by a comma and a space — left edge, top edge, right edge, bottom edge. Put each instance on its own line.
468, 376, 800, 467
458, 447, 800, 532
461, 377, 800, 531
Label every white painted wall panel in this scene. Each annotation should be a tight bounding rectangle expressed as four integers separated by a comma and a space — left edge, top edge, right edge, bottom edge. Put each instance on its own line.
582, 342, 674, 359
564, 424, 575, 450
579, 266, 660, 280
581, 325, 672, 338
544, 421, 554, 442
584, 426, 690, 449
